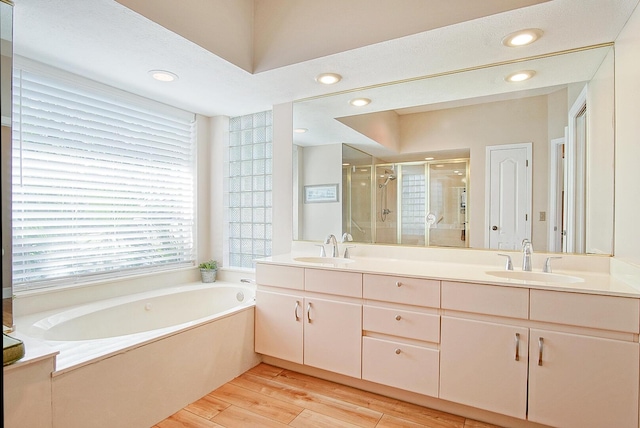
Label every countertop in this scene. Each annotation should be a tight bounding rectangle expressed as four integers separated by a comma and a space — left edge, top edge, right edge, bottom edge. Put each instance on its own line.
257, 254, 640, 298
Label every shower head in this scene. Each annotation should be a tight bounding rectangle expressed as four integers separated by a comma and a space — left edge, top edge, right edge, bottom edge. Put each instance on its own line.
379, 174, 397, 188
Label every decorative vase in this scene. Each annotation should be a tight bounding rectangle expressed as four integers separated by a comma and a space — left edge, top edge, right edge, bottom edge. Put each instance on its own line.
200, 268, 217, 283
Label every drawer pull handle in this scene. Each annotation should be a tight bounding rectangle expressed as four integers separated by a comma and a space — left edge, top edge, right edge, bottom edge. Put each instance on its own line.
395, 315, 401, 321
307, 302, 312, 323
396, 281, 402, 287
294, 301, 300, 321
514, 332, 520, 361
395, 348, 401, 355
538, 337, 544, 366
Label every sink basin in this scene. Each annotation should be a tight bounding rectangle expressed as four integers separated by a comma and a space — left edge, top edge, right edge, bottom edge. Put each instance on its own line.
486, 270, 584, 284
293, 256, 355, 264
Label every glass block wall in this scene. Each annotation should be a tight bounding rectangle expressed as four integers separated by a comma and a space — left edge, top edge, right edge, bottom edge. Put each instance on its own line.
227, 111, 273, 268
400, 166, 426, 245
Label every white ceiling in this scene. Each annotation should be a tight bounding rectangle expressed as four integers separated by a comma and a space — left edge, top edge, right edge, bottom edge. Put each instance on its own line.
11, 0, 640, 118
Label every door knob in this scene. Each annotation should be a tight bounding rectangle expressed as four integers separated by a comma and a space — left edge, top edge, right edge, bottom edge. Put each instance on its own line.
492, 225, 498, 231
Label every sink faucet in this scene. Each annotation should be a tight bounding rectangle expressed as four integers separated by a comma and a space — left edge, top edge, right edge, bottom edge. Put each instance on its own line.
324, 234, 339, 257
522, 239, 533, 271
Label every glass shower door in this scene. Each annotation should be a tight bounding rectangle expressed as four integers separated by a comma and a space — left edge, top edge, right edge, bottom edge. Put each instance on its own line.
427, 160, 468, 247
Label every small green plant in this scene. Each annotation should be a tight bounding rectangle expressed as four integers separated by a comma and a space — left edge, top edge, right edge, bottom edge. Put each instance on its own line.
198, 260, 218, 270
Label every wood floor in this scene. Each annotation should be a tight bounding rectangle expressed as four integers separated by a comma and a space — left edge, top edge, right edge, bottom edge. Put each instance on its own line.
154, 363, 502, 428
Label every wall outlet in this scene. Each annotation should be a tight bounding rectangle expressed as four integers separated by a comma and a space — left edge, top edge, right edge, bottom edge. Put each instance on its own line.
539, 211, 546, 221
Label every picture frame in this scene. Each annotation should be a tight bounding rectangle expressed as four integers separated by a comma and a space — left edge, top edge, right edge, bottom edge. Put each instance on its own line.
304, 184, 339, 203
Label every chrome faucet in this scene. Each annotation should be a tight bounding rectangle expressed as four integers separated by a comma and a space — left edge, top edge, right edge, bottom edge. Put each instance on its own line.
522, 239, 533, 271
324, 234, 339, 257
341, 233, 354, 259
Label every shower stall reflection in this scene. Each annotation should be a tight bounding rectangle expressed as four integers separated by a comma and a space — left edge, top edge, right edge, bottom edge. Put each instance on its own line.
342, 151, 469, 248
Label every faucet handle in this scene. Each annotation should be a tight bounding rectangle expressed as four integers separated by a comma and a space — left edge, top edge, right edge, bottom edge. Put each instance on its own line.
543, 256, 562, 273
343, 245, 356, 259
341, 232, 353, 243
497, 254, 514, 271
315, 244, 326, 257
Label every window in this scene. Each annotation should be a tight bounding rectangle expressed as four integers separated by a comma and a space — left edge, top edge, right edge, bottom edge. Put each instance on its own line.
12, 63, 196, 290
227, 111, 272, 269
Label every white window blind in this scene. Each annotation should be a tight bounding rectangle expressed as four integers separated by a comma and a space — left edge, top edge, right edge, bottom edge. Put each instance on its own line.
12, 66, 196, 290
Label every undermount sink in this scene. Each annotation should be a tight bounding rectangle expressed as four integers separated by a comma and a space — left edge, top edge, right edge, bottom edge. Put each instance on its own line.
293, 256, 355, 264
486, 270, 584, 284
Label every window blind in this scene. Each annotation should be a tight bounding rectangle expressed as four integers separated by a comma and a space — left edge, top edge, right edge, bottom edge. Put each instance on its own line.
12, 66, 196, 290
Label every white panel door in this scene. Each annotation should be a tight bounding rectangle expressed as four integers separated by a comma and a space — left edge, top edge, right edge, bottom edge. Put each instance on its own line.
528, 329, 639, 428
440, 316, 529, 419
255, 290, 304, 364
486, 144, 531, 250
304, 297, 362, 378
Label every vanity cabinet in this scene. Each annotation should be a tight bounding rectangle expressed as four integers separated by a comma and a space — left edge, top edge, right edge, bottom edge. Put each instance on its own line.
362, 274, 440, 396
527, 290, 640, 428
255, 264, 363, 378
441, 281, 640, 428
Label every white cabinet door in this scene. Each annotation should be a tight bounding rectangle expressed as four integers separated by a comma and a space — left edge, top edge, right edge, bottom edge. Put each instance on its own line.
440, 316, 528, 419
255, 290, 303, 364
304, 297, 362, 378
528, 329, 639, 428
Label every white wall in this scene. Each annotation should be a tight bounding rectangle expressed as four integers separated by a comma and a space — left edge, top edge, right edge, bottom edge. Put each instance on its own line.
614, 3, 640, 265
586, 49, 615, 255
272, 102, 294, 256
300, 144, 343, 241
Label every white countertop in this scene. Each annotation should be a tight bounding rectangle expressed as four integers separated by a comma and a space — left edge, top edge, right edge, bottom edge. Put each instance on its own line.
258, 253, 640, 298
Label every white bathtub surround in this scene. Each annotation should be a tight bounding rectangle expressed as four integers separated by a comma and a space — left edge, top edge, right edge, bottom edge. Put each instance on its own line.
7, 280, 260, 428
51, 306, 259, 428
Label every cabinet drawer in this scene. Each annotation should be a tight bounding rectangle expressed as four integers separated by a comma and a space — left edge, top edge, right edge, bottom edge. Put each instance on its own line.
305, 269, 362, 297
363, 274, 439, 307
530, 290, 640, 333
363, 305, 439, 343
442, 281, 528, 319
256, 264, 304, 290
362, 336, 439, 397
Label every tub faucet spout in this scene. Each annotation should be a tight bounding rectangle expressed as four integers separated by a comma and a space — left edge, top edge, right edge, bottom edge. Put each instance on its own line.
522, 239, 533, 272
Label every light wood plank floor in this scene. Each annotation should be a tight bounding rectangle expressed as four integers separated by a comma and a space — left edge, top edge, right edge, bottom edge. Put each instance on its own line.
154, 363, 503, 428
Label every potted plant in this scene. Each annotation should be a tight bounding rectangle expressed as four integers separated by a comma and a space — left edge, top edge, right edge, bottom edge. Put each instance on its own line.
198, 259, 218, 283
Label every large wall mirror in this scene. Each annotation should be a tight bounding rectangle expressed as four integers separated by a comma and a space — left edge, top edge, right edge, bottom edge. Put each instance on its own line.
293, 45, 614, 255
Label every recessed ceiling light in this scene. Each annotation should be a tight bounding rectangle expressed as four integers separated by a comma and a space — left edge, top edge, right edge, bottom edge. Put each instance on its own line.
502, 29, 543, 47
148, 70, 178, 82
424, 157, 435, 161
294, 128, 308, 133
315, 73, 342, 85
350, 98, 371, 107
505, 70, 536, 82
435, 165, 444, 168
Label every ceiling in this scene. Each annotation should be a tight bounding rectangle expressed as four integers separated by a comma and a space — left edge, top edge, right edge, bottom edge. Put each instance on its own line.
11, 0, 640, 118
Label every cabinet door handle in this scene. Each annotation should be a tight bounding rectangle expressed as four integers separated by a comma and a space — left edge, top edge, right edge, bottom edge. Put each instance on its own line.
395, 348, 401, 355
538, 337, 544, 366
514, 332, 520, 361
396, 281, 402, 287
395, 315, 402, 321
294, 300, 300, 321
306, 302, 312, 323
